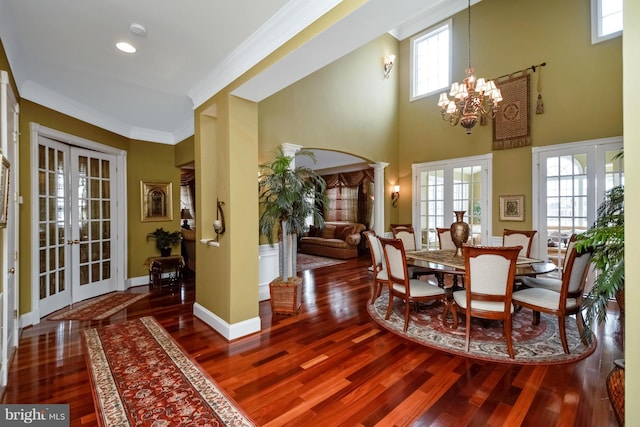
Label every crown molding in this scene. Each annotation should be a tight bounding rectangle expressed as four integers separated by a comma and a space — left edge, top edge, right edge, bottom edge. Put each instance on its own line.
188, 0, 342, 109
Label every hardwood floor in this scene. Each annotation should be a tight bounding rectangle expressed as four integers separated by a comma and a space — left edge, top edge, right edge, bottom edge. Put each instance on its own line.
2, 257, 623, 426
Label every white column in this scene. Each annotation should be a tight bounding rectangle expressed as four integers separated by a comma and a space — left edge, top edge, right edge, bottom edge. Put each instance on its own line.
370, 162, 389, 236
281, 143, 302, 168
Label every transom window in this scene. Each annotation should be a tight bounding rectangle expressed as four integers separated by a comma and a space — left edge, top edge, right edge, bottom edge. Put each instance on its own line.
591, 0, 623, 44
410, 20, 451, 101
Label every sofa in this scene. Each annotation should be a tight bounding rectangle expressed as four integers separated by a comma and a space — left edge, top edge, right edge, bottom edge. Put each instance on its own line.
181, 228, 196, 272
299, 222, 366, 259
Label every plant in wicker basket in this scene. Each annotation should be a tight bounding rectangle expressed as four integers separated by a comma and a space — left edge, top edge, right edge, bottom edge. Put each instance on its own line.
258, 146, 326, 315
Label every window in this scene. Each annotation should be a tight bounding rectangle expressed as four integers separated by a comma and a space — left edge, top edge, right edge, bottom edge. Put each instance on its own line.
533, 137, 623, 273
410, 20, 451, 101
591, 0, 623, 44
413, 154, 492, 250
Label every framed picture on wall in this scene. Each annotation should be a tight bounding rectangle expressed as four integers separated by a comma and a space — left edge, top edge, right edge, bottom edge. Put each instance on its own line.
0, 157, 9, 227
499, 194, 525, 221
140, 181, 173, 222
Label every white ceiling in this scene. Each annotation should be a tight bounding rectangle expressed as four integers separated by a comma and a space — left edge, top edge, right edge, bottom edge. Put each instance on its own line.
0, 0, 472, 146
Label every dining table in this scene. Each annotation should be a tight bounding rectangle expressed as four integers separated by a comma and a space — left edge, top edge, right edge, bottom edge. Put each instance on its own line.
405, 249, 557, 288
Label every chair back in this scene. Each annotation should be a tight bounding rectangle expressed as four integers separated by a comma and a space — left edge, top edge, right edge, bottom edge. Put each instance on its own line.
560, 242, 594, 301
561, 234, 578, 274
379, 237, 409, 285
436, 227, 456, 250
391, 226, 418, 251
464, 245, 521, 313
503, 229, 537, 257
363, 230, 384, 274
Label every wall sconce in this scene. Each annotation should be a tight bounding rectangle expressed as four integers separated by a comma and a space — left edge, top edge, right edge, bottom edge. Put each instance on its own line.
384, 55, 395, 79
391, 185, 400, 207
180, 208, 193, 229
213, 200, 226, 241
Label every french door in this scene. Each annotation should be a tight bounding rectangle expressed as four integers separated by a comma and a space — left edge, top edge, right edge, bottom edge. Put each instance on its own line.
34, 133, 119, 318
532, 137, 623, 272
412, 154, 492, 250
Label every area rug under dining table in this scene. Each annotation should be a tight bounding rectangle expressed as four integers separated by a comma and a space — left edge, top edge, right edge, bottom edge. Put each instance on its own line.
368, 291, 596, 365
82, 316, 255, 426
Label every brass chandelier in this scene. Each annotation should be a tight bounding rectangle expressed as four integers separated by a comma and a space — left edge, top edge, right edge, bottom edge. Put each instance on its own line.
437, 0, 502, 134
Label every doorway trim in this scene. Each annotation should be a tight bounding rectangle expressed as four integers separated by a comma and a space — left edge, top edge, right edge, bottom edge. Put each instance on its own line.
28, 123, 128, 324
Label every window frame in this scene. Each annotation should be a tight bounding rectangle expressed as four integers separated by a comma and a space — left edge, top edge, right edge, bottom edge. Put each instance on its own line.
410, 19, 452, 102
591, 0, 623, 44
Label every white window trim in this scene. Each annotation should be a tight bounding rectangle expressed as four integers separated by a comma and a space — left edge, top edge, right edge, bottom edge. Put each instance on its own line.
591, 0, 622, 44
410, 19, 452, 102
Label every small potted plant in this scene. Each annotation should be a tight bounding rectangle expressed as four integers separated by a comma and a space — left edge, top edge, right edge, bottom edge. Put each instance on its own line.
146, 228, 182, 257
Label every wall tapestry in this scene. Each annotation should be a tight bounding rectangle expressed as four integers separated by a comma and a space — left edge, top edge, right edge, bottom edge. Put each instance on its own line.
492, 73, 530, 150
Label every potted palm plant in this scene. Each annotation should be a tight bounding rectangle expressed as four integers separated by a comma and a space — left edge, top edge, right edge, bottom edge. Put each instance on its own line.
146, 227, 182, 257
258, 147, 326, 315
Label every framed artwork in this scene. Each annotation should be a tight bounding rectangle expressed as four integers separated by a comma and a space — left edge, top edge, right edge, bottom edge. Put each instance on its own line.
140, 181, 173, 222
499, 194, 525, 221
0, 157, 9, 227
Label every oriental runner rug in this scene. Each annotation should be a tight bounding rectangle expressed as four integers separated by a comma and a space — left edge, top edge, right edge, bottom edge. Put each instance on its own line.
296, 253, 346, 272
368, 291, 596, 365
82, 316, 255, 426
49, 292, 149, 321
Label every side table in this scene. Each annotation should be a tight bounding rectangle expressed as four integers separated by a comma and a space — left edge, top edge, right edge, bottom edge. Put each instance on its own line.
145, 255, 184, 289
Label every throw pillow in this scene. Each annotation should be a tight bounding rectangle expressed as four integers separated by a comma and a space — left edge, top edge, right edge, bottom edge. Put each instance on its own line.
308, 225, 320, 237
321, 224, 336, 239
337, 226, 355, 241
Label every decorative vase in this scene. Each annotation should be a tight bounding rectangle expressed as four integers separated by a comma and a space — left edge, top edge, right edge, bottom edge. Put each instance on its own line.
450, 210, 470, 256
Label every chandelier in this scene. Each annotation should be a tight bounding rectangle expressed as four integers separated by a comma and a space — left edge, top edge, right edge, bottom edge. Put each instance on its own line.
437, 0, 502, 134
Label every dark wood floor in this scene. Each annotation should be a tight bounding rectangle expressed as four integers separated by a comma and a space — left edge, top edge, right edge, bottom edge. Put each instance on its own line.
2, 257, 624, 426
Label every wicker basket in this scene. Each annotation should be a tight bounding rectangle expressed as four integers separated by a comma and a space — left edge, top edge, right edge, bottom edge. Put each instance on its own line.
606, 359, 625, 426
269, 276, 303, 315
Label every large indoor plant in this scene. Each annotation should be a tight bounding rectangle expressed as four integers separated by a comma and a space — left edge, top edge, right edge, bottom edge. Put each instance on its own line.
258, 147, 326, 314
146, 227, 183, 257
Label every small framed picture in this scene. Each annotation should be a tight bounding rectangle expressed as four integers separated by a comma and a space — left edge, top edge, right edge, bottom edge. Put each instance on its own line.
140, 181, 173, 222
0, 156, 9, 227
499, 194, 525, 221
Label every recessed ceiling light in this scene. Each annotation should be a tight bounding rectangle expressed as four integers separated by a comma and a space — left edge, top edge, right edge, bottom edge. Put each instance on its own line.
129, 23, 147, 37
116, 42, 136, 54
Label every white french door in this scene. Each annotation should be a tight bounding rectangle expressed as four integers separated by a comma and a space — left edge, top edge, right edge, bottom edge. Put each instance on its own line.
412, 154, 492, 250
32, 128, 125, 319
532, 137, 623, 272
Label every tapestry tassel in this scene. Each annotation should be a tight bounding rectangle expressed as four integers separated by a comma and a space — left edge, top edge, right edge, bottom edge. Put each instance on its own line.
536, 65, 544, 114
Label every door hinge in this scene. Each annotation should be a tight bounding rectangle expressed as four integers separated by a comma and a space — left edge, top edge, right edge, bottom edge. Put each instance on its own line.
13, 309, 18, 320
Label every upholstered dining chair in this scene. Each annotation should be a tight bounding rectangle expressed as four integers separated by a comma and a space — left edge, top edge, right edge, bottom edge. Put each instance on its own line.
520, 234, 578, 292
363, 230, 387, 304
436, 227, 457, 250
379, 237, 446, 332
451, 245, 521, 358
391, 225, 434, 280
511, 242, 594, 354
503, 229, 538, 258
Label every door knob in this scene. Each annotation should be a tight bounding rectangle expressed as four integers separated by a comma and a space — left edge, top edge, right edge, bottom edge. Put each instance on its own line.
8, 268, 15, 274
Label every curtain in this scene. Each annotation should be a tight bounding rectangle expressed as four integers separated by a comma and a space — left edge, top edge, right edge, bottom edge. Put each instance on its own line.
322, 168, 374, 228
180, 169, 196, 219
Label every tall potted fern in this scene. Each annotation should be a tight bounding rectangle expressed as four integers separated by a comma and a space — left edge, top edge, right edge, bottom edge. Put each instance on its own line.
258, 147, 326, 315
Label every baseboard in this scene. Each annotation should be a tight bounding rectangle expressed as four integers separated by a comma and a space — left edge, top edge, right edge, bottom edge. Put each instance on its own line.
193, 302, 261, 341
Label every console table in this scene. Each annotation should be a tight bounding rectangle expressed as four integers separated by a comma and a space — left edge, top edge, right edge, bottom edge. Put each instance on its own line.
145, 255, 184, 289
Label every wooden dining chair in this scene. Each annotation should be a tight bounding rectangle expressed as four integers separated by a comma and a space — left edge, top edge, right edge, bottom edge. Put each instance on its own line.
520, 234, 577, 292
503, 229, 537, 257
436, 227, 457, 250
363, 230, 388, 304
379, 237, 446, 332
391, 225, 434, 280
512, 242, 594, 354
451, 245, 521, 358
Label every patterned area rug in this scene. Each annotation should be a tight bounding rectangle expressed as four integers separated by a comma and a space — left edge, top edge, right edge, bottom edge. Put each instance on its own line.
49, 292, 149, 321
296, 253, 346, 271
368, 291, 596, 365
82, 316, 255, 426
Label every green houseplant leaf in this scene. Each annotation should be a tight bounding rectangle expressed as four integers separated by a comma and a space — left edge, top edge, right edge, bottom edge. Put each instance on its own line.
146, 228, 182, 251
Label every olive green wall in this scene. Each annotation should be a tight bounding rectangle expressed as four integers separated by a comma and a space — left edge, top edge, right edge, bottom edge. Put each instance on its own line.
259, 32, 400, 226
398, 0, 622, 231
127, 140, 181, 277
174, 135, 195, 167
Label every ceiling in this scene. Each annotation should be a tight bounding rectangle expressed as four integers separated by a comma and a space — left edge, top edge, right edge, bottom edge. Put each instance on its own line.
0, 0, 472, 147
